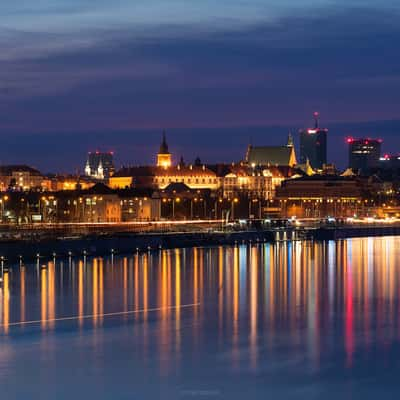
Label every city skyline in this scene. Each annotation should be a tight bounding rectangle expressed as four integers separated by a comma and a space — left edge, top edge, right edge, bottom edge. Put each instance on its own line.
0, 118, 398, 173
1, 1, 400, 171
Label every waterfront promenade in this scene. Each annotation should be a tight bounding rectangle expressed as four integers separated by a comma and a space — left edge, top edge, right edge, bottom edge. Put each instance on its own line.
2, 218, 400, 262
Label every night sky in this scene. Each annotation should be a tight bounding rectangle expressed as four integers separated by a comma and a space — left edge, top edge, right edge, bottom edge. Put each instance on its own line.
1, 1, 400, 172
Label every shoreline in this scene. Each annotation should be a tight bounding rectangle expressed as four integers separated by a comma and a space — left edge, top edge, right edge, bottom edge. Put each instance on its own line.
2, 224, 400, 263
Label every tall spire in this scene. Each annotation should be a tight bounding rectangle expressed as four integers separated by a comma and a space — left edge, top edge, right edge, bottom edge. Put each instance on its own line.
159, 130, 169, 154
313, 111, 319, 129
157, 130, 172, 168
287, 131, 294, 147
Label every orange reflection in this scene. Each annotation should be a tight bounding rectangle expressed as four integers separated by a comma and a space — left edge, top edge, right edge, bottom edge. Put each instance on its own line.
92, 259, 98, 326
134, 255, 139, 317
2, 272, 10, 334
41, 268, 47, 330
48, 261, 55, 329
175, 249, 181, 349
250, 246, 258, 370
20, 267, 26, 323
78, 260, 84, 325
123, 257, 128, 313
99, 258, 104, 324
142, 254, 148, 321
232, 246, 240, 368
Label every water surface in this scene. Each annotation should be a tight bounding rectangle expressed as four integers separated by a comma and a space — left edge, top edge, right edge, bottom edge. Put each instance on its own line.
1, 238, 400, 399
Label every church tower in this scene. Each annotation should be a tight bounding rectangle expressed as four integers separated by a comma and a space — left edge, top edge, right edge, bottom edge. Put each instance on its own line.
157, 131, 172, 168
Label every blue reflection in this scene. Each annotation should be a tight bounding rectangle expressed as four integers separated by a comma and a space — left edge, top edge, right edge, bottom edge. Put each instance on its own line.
0, 238, 399, 399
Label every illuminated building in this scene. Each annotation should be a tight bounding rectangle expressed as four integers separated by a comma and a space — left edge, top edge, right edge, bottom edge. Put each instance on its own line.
0, 165, 45, 191
154, 164, 219, 190
85, 152, 115, 180
299, 112, 328, 169
119, 189, 161, 221
379, 154, 400, 169
245, 133, 297, 167
276, 175, 367, 218
110, 164, 220, 191
157, 131, 172, 168
347, 138, 382, 173
223, 165, 296, 200
46, 175, 96, 191
53, 183, 120, 222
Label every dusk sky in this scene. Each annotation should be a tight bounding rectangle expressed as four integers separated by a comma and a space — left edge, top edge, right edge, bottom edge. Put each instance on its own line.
1, 0, 400, 172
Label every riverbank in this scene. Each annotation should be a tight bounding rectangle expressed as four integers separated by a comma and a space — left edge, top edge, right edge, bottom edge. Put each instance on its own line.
3, 223, 400, 263
0, 230, 274, 262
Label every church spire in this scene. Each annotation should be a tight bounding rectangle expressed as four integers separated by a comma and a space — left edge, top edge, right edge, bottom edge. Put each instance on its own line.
157, 130, 172, 168
159, 130, 169, 154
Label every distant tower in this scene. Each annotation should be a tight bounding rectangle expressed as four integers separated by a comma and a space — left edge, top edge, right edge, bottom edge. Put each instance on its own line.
313, 111, 319, 129
97, 160, 104, 179
299, 112, 328, 169
157, 131, 172, 168
287, 132, 294, 147
348, 138, 381, 173
84, 160, 91, 176
85, 151, 114, 180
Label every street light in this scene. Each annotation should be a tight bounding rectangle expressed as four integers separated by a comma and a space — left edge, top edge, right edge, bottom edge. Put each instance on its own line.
231, 197, 239, 221
0, 195, 9, 223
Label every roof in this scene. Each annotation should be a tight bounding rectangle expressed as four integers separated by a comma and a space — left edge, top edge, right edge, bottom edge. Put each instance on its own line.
283, 175, 358, 182
163, 182, 192, 193
159, 131, 170, 154
207, 164, 233, 177
84, 182, 115, 195
117, 187, 158, 198
113, 166, 156, 177
0, 165, 42, 175
113, 165, 216, 178
156, 165, 216, 177
246, 146, 295, 166
225, 164, 297, 178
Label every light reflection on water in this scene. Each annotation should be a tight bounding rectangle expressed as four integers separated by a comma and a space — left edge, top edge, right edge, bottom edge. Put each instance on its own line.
1, 238, 400, 398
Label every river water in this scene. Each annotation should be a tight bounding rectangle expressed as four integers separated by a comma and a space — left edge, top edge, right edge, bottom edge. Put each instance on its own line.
1, 237, 400, 399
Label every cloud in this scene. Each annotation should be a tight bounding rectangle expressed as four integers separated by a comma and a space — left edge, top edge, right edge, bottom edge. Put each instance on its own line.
1, 2, 400, 169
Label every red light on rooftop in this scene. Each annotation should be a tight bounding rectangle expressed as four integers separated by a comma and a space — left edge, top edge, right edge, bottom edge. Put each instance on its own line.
346, 137, 353, 143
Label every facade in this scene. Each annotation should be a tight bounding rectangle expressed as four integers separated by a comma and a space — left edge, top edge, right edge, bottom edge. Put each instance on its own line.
154, 164, 219, 190
276, 175, 367, 218
85, 152, 115, 180
348, 138, 382, 172
0, 165, 44, 191
119, 189, 161, 221
245, 134, 297, 167
53, 184, 161, 223
110, 164, 220, 191
299, 113, 328, 169
379, 154, 400, 169
223, 165, 296, 200
157, 132, 172, 168
46, 175, 96, 191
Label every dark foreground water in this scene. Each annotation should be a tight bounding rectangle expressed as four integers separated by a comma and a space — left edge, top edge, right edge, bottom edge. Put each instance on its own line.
1, 237, 400, 399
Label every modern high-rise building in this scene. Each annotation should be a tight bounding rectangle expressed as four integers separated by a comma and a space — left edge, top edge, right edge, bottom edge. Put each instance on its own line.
299, 112, 328, 169
85, 151, 115, 180
347, 138, 381, 172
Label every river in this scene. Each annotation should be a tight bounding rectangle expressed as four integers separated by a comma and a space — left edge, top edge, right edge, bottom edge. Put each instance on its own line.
0, 237, 399, 399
